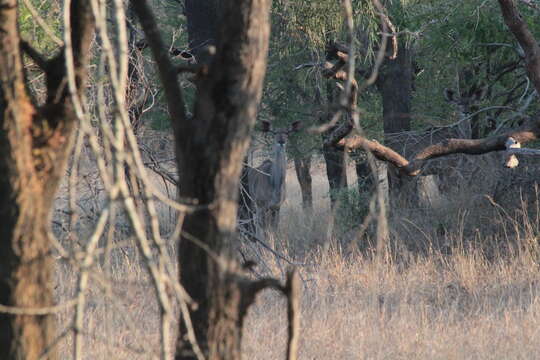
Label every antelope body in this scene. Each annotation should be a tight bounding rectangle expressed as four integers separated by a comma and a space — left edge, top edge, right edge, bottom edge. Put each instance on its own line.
247, 120, 300, 232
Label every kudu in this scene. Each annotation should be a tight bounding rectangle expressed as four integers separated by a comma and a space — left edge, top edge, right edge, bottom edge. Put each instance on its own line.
247, 120, 301, 233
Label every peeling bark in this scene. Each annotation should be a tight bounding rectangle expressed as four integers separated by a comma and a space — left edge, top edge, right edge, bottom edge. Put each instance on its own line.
0, 0, 94, 358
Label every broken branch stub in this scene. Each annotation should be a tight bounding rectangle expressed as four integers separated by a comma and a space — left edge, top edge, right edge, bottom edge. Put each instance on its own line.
504, 137, 520, 168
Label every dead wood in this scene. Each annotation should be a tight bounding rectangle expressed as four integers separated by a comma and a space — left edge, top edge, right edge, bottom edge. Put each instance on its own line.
327, 116, 540, 176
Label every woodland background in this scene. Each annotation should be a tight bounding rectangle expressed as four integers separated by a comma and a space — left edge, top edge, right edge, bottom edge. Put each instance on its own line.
2, 0, 540, 359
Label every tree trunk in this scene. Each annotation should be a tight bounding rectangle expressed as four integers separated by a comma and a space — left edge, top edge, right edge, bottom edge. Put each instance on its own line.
176, 1, 271, 357
379, 44, 412, 137
355, 158, 375, 193
0, 1, 94, 358
133, 0, 271, 358
321, 82, 348, 207
293, 155, 313, 211
377, 40, 413, 198
184, 0, 221, 64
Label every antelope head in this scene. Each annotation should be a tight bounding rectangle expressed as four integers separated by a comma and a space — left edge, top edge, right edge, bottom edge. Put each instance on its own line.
261, 120, 302, 150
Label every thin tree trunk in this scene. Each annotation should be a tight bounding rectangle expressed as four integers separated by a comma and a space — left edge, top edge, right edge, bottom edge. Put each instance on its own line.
0, 1, 94, 358
321, 82, 348, 207
293, 155, 313, 211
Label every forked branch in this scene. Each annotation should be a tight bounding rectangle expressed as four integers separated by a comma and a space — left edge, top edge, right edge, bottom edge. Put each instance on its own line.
241, 269, 301, 360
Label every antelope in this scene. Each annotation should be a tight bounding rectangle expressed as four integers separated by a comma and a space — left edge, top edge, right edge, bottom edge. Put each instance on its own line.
246, 120, 301, 233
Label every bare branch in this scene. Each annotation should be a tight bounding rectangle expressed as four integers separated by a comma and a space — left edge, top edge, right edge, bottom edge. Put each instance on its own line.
285, 270, 301, 360
498, 0, 540, 94
21, 0, 64, 46
373, 0, 398, 60
131, 0, 188, 132
0, 299, 77, 315
331, 116, 540, 176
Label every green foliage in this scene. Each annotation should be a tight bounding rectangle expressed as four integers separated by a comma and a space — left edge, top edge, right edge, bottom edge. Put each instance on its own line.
406, 0, 540, 127
18, 0, 62, 54
332, 186, 372, 234
278, 0, 343, 48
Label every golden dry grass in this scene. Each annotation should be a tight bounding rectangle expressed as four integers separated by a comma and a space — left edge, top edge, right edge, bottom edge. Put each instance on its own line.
53, 160, 540, 359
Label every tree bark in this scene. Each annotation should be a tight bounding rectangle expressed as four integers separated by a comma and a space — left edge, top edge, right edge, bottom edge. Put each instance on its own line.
293, 155, 313, 211
321, 82, 348, 207
376, 38, 413, 196
184, 0, 221, 64
0, 1, 94, 358
178, 1, 271, 357
132, 0, 271, 358
498, 0, 540, 94
378, 47, 412, 138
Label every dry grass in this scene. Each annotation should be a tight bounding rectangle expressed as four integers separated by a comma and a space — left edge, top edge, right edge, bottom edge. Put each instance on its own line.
52, 159, 540, 359
242, 244, 540, 359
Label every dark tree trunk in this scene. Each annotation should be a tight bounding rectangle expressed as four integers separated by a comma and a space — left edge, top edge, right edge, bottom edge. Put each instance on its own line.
184, 0, 221, 64
321, 82, 348, 207
355, 158, 375, 194
0, 1, 94, 358
177, 1, 271, 357
376, 41, 413, 196
293, 155, 313, 211
133, 0, 272, 359
379, 44, 412, 137
323, 144, 348, 206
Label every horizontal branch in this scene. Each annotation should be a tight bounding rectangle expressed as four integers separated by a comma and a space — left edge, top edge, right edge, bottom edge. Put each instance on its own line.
329, 115, 540, 176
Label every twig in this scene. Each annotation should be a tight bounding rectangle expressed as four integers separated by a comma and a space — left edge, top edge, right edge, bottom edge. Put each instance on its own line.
0, 299, 77, 315
21, 0, 64, 46
285, 270, 301, 360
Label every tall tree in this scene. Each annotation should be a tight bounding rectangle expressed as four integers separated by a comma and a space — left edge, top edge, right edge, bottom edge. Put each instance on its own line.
132, 0, 281, 359
375, 0, 414, 196
184, 0, 221, 64
0, 0, 94, 358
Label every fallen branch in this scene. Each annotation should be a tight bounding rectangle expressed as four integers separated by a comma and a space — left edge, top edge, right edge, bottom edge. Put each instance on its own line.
328, 115, 540, 176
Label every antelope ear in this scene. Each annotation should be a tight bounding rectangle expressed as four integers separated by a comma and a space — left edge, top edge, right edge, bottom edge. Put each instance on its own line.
290, 121, 302, 132
261, 120, 271, 132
